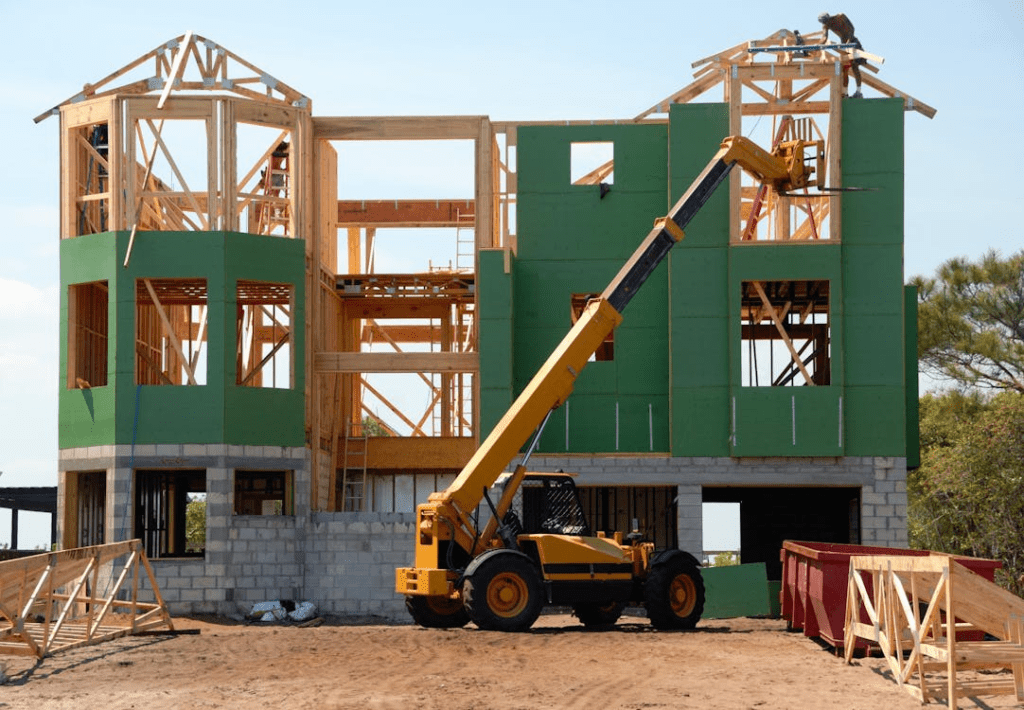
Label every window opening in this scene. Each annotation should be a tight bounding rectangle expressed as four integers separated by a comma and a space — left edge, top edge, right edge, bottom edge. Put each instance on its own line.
736, 115, 831, 242
68, 281, 108, 389
234, 470, 293, 515
67, 471, 106, 548
570, 141, 614, 186
74, 123, 110, 236
236, 280, 293, 388
131, 117, 212, 232
702, 502, 740, 566
571, 293, 613, 361
740, 280, 830, 386
135, 278, 208, 385
134, 470, 206, 558
236, 123, 294, 236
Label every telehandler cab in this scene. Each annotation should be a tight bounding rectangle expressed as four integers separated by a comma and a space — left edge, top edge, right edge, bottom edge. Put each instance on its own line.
396, 134, 825, 631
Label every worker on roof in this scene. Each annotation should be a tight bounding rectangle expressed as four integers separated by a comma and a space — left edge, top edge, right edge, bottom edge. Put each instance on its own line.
818, 12, 865, 98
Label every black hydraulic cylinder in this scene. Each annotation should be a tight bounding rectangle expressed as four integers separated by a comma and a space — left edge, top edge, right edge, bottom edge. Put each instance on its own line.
602, 157, 735, 313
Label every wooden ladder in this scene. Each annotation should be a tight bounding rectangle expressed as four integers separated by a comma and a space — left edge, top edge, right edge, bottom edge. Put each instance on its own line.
455, 208, 475, 272
341, 433, 368, 511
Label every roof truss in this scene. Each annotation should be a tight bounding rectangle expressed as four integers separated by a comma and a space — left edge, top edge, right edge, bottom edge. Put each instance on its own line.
35, 31, 310, 123
634, 28, 934, 120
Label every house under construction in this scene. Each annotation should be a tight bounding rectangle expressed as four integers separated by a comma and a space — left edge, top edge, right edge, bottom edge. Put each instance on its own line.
48, 29, 931, 616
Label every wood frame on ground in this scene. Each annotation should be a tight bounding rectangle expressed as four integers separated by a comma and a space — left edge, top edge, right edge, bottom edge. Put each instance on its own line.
0, 540, 174, 659
844, 554, 1024, 709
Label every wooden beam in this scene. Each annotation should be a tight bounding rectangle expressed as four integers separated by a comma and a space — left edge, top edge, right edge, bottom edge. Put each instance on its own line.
315, 352, 478, 373
313, 116, 486, 141
362, 323, 471, 344
361, 436, 476, 469
860, 73, 937, 118
343, 301, 455, 320
337, 199, 475, 227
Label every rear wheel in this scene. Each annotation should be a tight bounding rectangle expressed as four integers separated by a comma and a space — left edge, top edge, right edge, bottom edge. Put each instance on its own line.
463, 553, 544, 632
644, 557, 705, 630
406, 594, 470, 629
573, 600, 626, 628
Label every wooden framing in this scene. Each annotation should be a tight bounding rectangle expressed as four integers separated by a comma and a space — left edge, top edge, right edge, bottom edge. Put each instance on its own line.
337, 199, 475, 228
307, 115, 494, 508
37, 33, 309, 124
844, 555, 1024, 709
0, 540, 173, 659
630, 28, 933, 245
59, 92, 306, 243
46, 30, 935, 515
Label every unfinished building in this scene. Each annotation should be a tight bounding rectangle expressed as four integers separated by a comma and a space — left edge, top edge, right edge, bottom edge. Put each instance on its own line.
47, 30, 931, 616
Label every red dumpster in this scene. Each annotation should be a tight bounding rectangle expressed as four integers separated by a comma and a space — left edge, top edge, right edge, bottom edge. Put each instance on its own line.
780, 541, 1002, 649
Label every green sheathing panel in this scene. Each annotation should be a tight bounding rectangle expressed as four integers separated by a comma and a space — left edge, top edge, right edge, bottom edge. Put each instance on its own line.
905, 285, 920, 467
478, 248, 514, 439
701, 562, 771, 619
515, 124, 669, 453
668, 103, 731, 455
114, 231, 228, 445
59, 232, 118, 445
58, 231, 304, 449
728, 245, 844, 456
222, 232, 306, 445
841, 99, 906, 455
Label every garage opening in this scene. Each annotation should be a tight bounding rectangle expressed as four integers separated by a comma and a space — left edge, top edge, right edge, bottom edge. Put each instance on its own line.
702, 486, 860, 580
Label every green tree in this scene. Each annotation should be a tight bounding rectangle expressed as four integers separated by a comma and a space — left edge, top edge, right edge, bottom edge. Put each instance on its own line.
909, 391, 1024, 596
712, 551, 740, 567
185, 495, 206, 553
362, 415, 392, 437
911, 249, 1024, 392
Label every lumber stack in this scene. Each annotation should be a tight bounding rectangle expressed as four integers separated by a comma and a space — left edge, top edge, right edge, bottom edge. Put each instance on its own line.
844, 554, 1024, 709
0, 540, 173, 659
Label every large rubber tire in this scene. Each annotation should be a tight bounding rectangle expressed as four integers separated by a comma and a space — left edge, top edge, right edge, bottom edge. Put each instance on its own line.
405, 594, 470, 629
573, 600, 626, 628
644, 557, 705, 630
462, 553, 544, 632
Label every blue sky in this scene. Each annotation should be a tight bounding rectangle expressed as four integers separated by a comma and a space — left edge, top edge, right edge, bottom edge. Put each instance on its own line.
1, 1, 1021, 549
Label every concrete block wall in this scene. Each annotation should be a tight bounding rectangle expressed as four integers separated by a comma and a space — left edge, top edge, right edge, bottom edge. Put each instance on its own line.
58, 445, 908, 620
304, 512, 416, 618
861, 457, 909, 547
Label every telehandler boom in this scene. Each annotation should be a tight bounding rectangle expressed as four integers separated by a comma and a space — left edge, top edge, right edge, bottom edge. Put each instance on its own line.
395, 134, 824, 631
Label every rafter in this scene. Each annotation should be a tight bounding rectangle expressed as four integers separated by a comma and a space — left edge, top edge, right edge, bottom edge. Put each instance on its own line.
35, 32, 310, 123
633, 27, 933, 121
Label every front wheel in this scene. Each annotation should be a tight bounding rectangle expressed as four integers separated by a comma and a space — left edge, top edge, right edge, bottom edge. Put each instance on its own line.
463, 553, 544, 632
644, 557, 705, 630
406, 594, 470, 629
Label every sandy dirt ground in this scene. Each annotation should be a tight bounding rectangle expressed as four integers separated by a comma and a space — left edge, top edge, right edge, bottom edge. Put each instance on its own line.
0, 612, 1018, 710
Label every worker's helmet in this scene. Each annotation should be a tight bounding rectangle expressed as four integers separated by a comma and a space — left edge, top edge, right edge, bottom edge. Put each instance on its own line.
818, 13, 830, 23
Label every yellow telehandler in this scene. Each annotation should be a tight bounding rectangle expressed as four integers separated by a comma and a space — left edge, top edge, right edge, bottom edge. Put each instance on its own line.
396, 134, 824, 631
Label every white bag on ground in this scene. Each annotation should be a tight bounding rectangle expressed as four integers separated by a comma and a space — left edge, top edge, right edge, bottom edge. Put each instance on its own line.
288, 601, 317, 622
